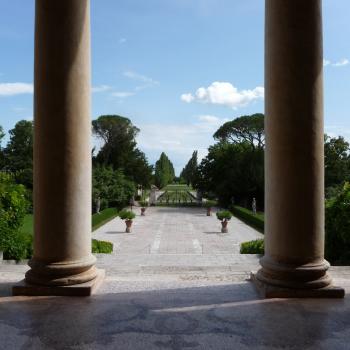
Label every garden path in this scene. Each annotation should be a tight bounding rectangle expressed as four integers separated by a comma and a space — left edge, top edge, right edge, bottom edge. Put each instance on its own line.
93, 206, 263, 278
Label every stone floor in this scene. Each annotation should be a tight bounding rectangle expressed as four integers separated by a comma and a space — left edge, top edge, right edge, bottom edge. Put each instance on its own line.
1, 206, 350, 349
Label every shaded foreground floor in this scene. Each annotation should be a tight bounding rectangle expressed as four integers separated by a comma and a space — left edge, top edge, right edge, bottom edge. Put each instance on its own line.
1, 207, 350, 349
1, 279, 350, 350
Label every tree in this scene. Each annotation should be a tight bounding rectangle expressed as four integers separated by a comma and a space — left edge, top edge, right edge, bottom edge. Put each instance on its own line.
3, 120, 33, 190
92, 166, 136, 212
0, 172, 31, 260
92, 115, 139, 168
324, 135, 350, 193
0, 125, 5, 169
213, 113, 264, 150
180, 150, 198, 186
92, 115, 153, 189
154, 152, 175, 189
195, 142, 264, 208
325, 182, 350, 264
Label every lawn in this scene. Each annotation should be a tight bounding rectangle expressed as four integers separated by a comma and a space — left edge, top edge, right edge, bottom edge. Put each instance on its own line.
162, 184, 193, 191
20, 208, 119, 236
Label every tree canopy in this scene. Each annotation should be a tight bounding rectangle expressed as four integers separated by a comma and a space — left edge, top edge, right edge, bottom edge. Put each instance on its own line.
92, 115, 153, 188
3, 120, 33, 190
154, 152, 175, 189
213, 113, 264, 149
180, 150, 198, 186
324, 134, 350, 197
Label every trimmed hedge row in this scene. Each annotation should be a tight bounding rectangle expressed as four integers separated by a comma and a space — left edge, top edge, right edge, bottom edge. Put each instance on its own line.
231, 205, 264, 233
92, 239, 113, 254
240, 239, 264, 255
92, 208, 119, 231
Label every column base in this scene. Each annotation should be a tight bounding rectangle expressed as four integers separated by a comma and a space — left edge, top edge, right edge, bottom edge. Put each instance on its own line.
12, 269, 105, 297
250, 272, 345, 298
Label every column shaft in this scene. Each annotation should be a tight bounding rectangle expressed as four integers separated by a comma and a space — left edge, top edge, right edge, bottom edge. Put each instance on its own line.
25, 0, 97, 286
257, 0, 331, 290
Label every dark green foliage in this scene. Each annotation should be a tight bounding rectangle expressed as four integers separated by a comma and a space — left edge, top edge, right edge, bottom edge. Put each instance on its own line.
204, 200, 217, 208
3, 120, 33, 190
240, 239, 264, 254
3, 230, 33, 260
195, 142, 264, 207
92, 208, 119, 231
0, 125, 5, 169
325, 182, 350, 264
216, 210, 232, 221
92, 166, 135, 211
231, 206, 264, 233
324, 135, 350, 193
214, 113, 264, 149
92, 115, 153, 188
180, 151, 198, 186
119, 209, 136, 220
92, 239, 113, 254
0, 172, 30, 260
154, 152, 175, 189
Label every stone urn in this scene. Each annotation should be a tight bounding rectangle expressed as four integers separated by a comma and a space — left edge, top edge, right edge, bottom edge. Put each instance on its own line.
221, 220, 229, 233
125, 219, 133, 233
141, 207, 146, 216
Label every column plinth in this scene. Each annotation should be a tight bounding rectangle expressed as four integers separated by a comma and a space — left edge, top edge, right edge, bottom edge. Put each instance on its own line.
252, 0, 344, 298
13, 0, 104, 296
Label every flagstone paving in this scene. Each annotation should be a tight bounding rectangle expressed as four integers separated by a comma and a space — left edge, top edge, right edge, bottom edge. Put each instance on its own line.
1, 206, 350, 349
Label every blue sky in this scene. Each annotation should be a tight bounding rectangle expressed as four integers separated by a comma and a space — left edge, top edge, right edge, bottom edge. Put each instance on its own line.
0, 0, 349, 174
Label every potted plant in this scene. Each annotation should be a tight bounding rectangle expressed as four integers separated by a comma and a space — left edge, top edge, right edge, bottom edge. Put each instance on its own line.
216, 210, 233, 233
140, 200, 148, 216
119, 209, 136, 233
205, 200, 216, 216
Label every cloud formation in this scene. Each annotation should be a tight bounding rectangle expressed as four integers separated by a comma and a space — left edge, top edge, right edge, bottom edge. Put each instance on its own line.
111, 91, 135, 98
324, 58, 349, 67
92, 85, 112, 93
0, 83, 33, 96
181, 82, 264, 109
123, 70, 159, 90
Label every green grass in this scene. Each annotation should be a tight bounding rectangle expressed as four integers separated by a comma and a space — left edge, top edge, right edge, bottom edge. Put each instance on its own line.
231, 205, 264, 233
92, 208, 119, 231
19, 207, 119, 236
19, 214, 34, 235
240, 239, 264, 254
162, 184, 193, 191
92, 239, 113, 254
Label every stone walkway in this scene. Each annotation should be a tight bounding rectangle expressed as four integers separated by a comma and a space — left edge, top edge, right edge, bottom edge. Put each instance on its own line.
1, 207, 350, 349
93, 206, 263, 277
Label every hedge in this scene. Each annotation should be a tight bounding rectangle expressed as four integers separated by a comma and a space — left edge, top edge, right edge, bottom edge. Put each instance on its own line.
92, 208, 119, 231
92, 239, 113, 254
240, 239, 264, 254
231, 205, 264, 233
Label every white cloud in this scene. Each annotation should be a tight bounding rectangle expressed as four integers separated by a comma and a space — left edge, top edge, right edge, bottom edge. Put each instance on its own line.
0, 83, 33, 96
180, 93, 194, 103
119, 38, 127, 44
123, 70, 159, 90
92, 85, 112, 93
111, 91, 135, 98
324, 58, 349, 68
333, 58, 349, 67
181, 82, 264, 109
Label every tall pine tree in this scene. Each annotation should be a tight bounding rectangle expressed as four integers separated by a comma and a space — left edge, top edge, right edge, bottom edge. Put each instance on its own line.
154, 152, 175, 189
180, 151, 198, 186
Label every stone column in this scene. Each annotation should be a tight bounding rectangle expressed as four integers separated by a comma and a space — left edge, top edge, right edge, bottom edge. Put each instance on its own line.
14, 0, 104, 296
252, 0, 344, 297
